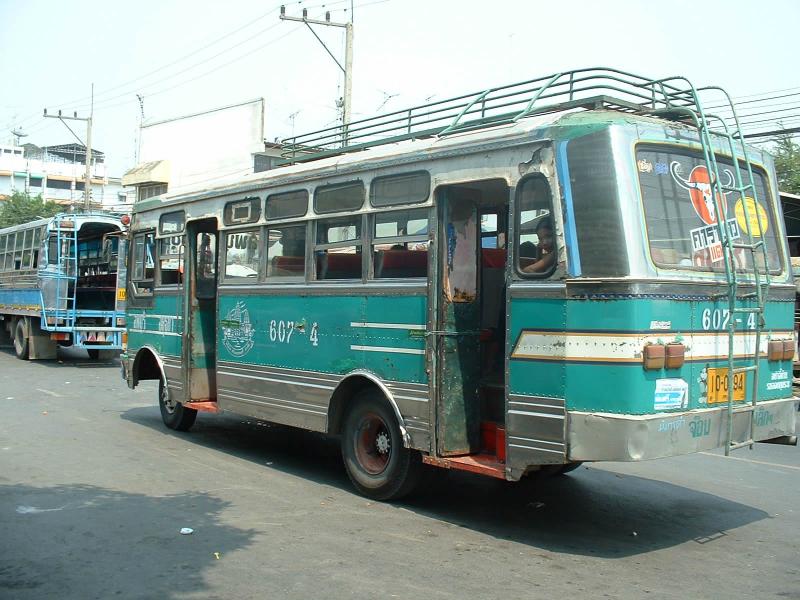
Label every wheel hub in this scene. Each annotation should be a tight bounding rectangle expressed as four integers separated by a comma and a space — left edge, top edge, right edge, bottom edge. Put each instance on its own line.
355, 412, 392, 475
375, 431, 391, 455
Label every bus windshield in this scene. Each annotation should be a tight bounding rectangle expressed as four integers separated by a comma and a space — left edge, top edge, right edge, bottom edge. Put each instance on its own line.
638, 147, 783, 274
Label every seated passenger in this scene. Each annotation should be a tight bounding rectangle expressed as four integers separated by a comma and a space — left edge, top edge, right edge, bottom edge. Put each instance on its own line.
521, 219, 555, 273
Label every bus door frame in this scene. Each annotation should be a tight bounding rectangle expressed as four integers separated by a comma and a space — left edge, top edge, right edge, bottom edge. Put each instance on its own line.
183, 218, 219, 401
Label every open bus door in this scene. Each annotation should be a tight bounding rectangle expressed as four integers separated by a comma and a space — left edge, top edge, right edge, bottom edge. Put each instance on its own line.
184, 218, 218, 402
434, 187, 482, 456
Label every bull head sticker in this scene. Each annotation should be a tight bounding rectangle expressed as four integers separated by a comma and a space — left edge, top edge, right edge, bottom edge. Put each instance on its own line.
670, 162, 734, 226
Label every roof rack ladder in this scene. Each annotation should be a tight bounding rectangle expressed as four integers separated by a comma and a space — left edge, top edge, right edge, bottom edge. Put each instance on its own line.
40, 216, 78, 332
649, 77, 769, 455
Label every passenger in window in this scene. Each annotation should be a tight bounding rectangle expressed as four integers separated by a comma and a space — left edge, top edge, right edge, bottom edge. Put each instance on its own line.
521, 219, 555, 273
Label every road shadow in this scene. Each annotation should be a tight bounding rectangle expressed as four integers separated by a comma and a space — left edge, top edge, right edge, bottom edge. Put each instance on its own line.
0, 482, 255, 599
0, 345, 119, 369
121, 406, 769, 559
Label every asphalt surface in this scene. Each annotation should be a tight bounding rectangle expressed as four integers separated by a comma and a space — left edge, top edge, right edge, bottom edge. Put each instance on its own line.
0, 346, 798, 600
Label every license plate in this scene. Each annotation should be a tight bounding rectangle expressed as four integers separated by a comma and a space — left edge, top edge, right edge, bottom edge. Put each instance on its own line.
707, 367, 746, 404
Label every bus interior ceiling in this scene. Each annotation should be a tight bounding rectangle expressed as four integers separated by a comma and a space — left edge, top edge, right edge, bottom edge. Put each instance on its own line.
75, 222, 120, 313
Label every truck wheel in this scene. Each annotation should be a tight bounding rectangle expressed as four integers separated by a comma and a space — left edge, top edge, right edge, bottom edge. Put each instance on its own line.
341, 390, 421, 501
13, 319, 29, 360
159, 380, 197, 431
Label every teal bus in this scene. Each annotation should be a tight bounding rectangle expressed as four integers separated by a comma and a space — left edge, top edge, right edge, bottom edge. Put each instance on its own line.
121, 68, 797, 500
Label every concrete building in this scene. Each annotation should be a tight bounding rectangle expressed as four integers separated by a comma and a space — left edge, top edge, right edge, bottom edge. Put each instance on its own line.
122, 98, 283, 202
0, 143, 130, 211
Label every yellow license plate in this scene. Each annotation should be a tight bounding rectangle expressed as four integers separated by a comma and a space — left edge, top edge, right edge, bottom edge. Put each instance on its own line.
707, 368, 746, 404
117, 288, 127, 301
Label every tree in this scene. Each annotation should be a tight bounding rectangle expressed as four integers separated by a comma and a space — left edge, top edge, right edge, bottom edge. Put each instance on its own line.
0, 191, 63, 229
772, 133, 800, 195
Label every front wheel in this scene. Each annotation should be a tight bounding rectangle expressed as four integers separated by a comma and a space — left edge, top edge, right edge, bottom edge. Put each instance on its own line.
158, 380, 197, 431
341, 390, 421, 501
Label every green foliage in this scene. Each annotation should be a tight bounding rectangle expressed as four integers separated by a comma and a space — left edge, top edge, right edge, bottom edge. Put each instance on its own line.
0, 191, 63, 229
773, 134, 800, 195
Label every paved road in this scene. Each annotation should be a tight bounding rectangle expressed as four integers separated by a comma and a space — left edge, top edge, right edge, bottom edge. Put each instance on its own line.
0, 347, 798, 599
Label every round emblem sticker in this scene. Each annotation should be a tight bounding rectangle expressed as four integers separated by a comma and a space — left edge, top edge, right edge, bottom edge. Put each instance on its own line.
734, 197, 769, 237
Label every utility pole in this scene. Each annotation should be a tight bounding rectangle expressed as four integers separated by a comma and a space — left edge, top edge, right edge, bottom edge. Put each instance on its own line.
280, 5, 353, 143
43, 83, 94, 211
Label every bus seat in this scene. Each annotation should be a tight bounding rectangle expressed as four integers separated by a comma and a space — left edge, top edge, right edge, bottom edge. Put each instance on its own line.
271, 255, 304, 276
318, 252, 362, 279
481, 248, 506, 269
375, 249, 428, 278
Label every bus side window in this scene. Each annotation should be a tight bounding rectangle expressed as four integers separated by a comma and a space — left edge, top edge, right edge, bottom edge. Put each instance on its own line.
266, 224, 306, 280
372, 208, 429, 279
314, 217, 362, 280
224, 229, 261, 282
516, 176, 556, 277
159, 236, 184, 286
196, 232, 217, 298
131, 231, 155, 297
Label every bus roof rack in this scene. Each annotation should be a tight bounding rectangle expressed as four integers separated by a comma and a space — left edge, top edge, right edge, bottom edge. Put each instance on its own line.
279, 67, 736, 165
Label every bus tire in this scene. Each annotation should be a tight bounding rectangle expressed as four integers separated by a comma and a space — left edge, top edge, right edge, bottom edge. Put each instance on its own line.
158, 380, 197, 431
341, 390, 421, 501
13, 319, 29, 360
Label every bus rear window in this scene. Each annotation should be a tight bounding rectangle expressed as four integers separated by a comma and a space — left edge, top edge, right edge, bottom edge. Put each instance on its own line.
638, 147, 782, 274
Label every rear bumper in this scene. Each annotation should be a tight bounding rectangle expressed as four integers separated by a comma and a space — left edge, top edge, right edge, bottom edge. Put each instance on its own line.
567, 397, 798, 462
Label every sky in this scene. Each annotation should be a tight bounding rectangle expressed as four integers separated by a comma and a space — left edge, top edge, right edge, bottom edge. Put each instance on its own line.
1, 0, 798, 176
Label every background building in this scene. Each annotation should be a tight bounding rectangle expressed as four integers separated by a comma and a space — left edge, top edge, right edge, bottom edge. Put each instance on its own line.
0, 142, 130, 211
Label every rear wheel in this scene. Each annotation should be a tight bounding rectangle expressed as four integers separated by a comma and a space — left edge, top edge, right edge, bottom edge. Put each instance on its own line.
13, 319, 29, 360
341, 390, 421, 501
158, 380, 197, 431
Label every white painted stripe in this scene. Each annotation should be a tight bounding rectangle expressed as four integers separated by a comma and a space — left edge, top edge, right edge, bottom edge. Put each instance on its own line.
128, 328, 183, 337
128, 313, 183, 320
508, 409, 564, 420
512, 330, 794, 362
350, 322, 426, 330
350, 345, 426, 355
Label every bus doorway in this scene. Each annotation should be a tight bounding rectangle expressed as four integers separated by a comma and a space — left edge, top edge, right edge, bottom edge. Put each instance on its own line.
184, 218, 218, 401
435, 180, 509, 457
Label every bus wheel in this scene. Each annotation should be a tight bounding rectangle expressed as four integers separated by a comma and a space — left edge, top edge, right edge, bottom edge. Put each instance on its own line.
158, 380, 197, 431
341, 390, 421, 501
13, 319, 29, 360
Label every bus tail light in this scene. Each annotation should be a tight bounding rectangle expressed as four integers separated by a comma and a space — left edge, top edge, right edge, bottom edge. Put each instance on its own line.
642, 344, 665, 370
50, 332, 69, 341
665, 343, 685, 369
768, 340, 783, 361
121, 332, 128, 350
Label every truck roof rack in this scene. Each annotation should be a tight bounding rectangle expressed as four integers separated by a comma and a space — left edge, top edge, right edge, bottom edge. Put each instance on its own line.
279, 67, 736, 165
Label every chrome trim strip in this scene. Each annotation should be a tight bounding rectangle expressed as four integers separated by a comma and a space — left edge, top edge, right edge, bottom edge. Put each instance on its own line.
219, 391, 327, 416
217, 370, 335, 390
218, 387, 327, 412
